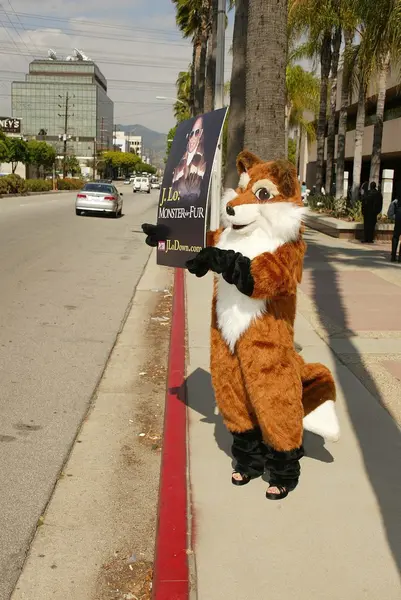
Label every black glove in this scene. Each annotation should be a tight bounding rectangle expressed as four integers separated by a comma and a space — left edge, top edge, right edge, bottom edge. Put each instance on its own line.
141, 223, 169, 247
221, 252, 254, 296
185, 247, 231, 278
186, 247, 254, 296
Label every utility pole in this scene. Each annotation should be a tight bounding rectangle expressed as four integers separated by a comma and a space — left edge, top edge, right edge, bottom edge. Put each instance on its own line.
100, 117, 104, 151
58, 93, 73, 179
210, 0, 226, 231
93, 137, 97, 180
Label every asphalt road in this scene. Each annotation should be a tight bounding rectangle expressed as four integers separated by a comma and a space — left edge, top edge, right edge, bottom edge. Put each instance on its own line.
0, 186, 160, 600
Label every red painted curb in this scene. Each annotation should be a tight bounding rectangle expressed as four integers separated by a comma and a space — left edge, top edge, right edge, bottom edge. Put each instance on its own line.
152, 267, 189, 600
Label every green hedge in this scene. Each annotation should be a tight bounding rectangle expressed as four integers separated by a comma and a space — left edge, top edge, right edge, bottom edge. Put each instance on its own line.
57, 178, 84, 190
0, 174, 27, 194
25, 179, 53, 192
0, 174, 85, 195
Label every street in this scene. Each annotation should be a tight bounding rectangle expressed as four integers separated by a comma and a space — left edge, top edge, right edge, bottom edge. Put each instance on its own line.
0, 188, 159, 600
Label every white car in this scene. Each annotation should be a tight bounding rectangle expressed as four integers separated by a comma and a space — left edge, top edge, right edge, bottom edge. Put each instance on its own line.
133, 177, 150, 193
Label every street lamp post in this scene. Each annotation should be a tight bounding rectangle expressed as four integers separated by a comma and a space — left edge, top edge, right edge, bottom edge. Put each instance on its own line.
210, 0, 226, 231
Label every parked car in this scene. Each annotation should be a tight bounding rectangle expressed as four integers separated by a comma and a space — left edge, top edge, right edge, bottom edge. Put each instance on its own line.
75, 182, 123, 218
133, 176, 151, 194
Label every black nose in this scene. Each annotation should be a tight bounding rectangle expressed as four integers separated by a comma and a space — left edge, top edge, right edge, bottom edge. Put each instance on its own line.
226, 204, 235, 216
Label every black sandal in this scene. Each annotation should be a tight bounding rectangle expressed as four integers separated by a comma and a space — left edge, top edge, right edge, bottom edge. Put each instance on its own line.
266, 485, 290, 500
231, 471, 252, 486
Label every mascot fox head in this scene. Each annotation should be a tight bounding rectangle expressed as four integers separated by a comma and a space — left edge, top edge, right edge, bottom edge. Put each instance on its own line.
221, 151, 305, 244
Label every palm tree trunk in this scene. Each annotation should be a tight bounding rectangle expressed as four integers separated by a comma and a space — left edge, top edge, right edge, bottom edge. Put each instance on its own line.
295, 124, 301, 172
204, 0, 217, 113
190, 42, 198, 117
369, 51, 390, 185
224, 0, 248, 188
335, 31, 353, 200
198, 32, 208, 114
315, 30, 332, 191
285, 103, 289, 159
325, 26, 341, 195
352, 78, 366, 203
193, 38, 202, 115
245, 0, 287, 158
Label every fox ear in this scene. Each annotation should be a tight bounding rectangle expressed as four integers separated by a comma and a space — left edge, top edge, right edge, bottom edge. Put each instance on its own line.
236, 150, 262, 175
268, 159, 299, 198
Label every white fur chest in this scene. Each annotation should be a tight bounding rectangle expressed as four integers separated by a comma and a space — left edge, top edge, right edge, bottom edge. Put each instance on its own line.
215, 227, 283, 353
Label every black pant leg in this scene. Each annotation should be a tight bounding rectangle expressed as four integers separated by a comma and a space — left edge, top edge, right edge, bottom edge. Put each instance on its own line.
364, 214, 376, 242
265, 445, 305, 491
231, 427, 266, 478
393, 223, 401, 260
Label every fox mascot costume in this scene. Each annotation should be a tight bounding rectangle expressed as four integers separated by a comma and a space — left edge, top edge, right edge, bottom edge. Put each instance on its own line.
142, 151, 339, 500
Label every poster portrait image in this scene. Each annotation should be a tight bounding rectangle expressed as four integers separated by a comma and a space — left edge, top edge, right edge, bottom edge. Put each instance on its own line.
156, 107, 228, 268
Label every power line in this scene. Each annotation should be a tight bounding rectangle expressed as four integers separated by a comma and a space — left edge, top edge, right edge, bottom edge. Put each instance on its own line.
4, 1, 41, 55
0, 47, 188, 70
0, 18, 188, 49
11, 10, 184, 39
0, 38, 188, 66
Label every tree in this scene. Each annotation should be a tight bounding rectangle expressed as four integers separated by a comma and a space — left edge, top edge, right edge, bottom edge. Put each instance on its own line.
27, 140, 56, 178
244, 0, 287, 158
166, 125, 177, 159
360, 0, 401, 184
224, 0, 248, 187
5, 138, 29, 173
0, 131, 9, 163
335, 29, 354, 199
139, 162, 157, 174
204, 0, 218, 113
173, 0, 211, 115
103, 151, 141, 178
325, 25, 342, 193
65, 154, 81, 177
174, 70, 192, 123
285, 63, 320, 169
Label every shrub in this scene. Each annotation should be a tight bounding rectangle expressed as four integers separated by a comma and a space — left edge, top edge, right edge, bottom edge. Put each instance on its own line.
307, 194, 364, 222
57, 177, 84, 190
25, 179, 53, 193
0, 174, 27, 194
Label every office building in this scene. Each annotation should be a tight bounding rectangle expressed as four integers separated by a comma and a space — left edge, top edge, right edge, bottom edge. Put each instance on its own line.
300, 64, 401, 198
113, 131, 142, 157
11, 52, 114, 173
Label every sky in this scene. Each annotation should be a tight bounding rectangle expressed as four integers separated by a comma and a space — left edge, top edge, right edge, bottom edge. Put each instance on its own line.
0, 0, 234, 134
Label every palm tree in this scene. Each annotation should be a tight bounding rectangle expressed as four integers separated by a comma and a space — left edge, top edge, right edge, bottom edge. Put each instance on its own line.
244, 0, 287, 158
325, 25, 342, 193
286, 64, 320, 170
204, 0, 218, 112
173, 0, 211, 116
224, 0, 248, 187
335, 29, 354, 199
362, 0, 401, 184
289, 0, 342, 189
174, 70, 192, 122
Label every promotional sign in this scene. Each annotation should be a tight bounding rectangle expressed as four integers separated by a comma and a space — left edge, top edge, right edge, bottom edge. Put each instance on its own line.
0, 117, 21, 134
156, 107, 228, 268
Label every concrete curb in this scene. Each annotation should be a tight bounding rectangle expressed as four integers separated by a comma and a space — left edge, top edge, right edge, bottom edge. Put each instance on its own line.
303, 212, 394, 240
152, 267, 189, 600
0, 190, 73, 198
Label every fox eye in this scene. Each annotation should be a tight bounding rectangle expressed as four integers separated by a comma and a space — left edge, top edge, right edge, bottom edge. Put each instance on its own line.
255, 187, 271, 201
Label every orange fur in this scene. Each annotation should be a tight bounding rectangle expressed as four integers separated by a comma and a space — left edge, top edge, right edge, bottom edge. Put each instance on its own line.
207, 151, 337, 452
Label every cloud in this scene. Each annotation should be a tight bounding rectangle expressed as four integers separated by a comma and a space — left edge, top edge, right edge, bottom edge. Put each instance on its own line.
0, 2, 234, 133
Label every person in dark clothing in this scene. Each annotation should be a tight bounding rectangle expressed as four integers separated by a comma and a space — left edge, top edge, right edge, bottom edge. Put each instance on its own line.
362, 182, 383, 243
388, 198, 401, 262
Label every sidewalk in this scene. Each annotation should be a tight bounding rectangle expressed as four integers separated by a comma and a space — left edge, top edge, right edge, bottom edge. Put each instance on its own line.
186, 229, 401, 600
